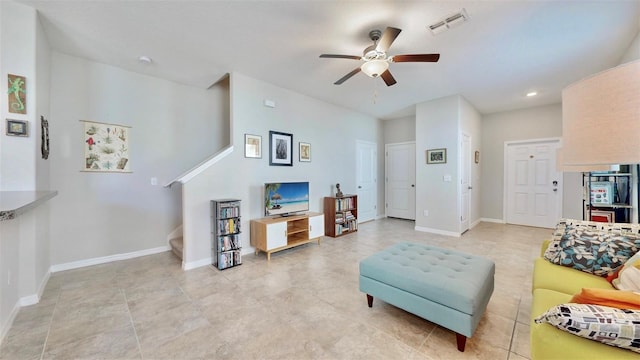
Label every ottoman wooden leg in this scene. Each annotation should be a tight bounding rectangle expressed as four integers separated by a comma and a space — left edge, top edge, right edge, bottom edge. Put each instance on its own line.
366, 294, 373, 308
456, 333, 466, 352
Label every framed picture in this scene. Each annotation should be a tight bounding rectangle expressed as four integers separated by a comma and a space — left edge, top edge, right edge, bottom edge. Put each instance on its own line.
299, 142, 311, 162
269, 130, 293, 166
81, 120, 131, 173
474, 150, 480, 164
6, 119, 28, 136
590, 181, 613, 205
244, 134, 262, 158
426, 148, 446, 164
7, 74, 26, 114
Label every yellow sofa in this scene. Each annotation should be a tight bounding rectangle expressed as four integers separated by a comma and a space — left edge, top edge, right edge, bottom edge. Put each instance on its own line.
530, 240, 638, 360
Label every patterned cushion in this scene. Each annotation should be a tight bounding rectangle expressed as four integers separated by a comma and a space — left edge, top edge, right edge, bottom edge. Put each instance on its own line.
545, 220, 640, 261
535, 303, 640, 353
547, 230, 640, 277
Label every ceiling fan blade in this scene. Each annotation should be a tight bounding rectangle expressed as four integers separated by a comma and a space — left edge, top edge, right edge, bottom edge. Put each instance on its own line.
392, 54, 440, 63
376, 27, 402, 52
334, 68, 361, 85
320, 54, 362, 60
380, 70, 397, 87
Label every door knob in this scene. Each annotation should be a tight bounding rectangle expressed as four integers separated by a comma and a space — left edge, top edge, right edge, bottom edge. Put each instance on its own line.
411, 184, 415, 187
358, 186, 362, 189
468, 186, 473, 190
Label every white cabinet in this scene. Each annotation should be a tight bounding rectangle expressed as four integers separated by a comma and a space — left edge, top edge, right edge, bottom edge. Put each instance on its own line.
250, 212, 323, 260
308, 214, 324, 239
265, 221, 287, 250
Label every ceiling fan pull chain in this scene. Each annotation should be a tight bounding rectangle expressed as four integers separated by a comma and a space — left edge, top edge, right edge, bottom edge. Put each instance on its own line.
373, 77, 378, 104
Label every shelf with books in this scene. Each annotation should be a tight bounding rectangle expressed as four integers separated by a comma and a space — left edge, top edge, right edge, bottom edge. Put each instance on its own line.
582, 166, 638, 223
211, 199, 242, 270
324, 195, 358, 237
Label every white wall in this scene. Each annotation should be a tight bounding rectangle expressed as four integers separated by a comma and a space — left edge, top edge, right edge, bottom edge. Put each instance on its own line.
415, 95, 461, 235
48, 52, 228, 266
619, 29, 640, 64
0, 2, 36, 191
183, 73, 383, 266
0, 2, 52, 342
383, 116, 415, 144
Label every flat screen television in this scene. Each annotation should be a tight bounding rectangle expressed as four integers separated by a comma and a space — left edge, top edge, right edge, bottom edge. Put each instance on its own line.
264, 181, 309, 216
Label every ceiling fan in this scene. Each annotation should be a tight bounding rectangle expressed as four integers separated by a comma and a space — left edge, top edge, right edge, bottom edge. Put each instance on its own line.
320, 27, 440, 86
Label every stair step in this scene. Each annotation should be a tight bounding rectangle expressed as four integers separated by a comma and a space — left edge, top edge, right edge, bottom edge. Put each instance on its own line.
169, 236, 183, 260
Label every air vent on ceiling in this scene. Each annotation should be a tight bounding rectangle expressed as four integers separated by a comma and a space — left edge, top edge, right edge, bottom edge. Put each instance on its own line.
428, 8, 469, 35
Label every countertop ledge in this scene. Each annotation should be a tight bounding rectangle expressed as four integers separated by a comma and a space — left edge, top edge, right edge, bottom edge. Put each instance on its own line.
0, 191, 58, 221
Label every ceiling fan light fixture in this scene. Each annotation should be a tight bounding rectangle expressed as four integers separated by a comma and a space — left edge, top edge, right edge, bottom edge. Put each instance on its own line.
361, 60, 389, 78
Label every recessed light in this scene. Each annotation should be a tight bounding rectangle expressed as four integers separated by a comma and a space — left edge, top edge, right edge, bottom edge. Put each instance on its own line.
138, 56, 152, 64
526, 91, 538, 97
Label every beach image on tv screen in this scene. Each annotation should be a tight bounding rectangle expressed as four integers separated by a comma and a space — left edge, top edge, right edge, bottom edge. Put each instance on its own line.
265, 182, 309, 215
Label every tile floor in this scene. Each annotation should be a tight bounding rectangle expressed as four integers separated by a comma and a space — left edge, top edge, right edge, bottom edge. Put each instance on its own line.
0, 218, 550, 359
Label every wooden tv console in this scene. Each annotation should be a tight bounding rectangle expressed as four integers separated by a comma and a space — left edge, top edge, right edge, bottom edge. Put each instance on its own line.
250, 212, 324, 261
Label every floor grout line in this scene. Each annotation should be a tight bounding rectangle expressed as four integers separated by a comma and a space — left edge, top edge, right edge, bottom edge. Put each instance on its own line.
122, 288, 144, 360
39, 286, 62, 360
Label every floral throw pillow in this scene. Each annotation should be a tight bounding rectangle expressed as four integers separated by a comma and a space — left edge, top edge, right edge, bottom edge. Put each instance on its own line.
535, 303, 640, 353
548, 230, 640, 277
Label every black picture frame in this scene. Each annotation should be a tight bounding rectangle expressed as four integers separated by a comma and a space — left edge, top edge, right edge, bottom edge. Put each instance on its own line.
6, 119, 28, 137
269, 131, 293, 166
426, 148, 446, 164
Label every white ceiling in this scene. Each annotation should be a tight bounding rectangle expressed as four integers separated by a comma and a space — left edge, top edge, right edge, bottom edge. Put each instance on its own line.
16, 0, 640, 119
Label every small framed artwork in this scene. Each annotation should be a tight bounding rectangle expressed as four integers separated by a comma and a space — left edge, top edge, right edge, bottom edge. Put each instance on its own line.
426, 148, 446, 164
244, 134, 262, 158
269, 130, 293, 166
6, 119, 28, 137
474, 150, 480, 164
8, 74, 26, 114
299, 142, 311, 162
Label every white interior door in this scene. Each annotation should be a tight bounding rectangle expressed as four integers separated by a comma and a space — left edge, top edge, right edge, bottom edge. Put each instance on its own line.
505, 139, 562, 228
460, 134, 471, 233
385, 142, 416, 220
356, 140, 377, 223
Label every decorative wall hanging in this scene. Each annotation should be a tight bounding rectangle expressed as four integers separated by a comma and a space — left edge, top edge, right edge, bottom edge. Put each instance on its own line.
7, 74, 26, 114
426, 148, 446, 164
244, 134, 262, 158
6, 119, 28, 136
269, 130, 293, 166
81, 120, 131, 172
41, 116, 49, 159
299, 142, 311, 162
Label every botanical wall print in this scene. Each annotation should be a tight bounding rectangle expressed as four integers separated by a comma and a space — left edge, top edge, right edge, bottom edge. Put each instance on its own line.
7, 74, 26, 114
269, 130, 293, 166
81, 120, 131, 172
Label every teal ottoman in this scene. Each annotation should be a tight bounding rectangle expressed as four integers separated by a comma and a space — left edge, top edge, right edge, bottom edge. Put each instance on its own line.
359, 242, 495, 351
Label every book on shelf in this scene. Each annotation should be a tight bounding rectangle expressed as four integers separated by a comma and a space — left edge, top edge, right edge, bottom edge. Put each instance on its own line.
218, 203, 240, 219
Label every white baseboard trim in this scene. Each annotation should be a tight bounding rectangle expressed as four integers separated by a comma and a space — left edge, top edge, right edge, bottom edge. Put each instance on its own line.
183, 257, 212, 271
414, 226, 461, 237
19, 295, 39, 307
50, 246, 170, 273
470, 219, 482, 229
480, 218, 505, 224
